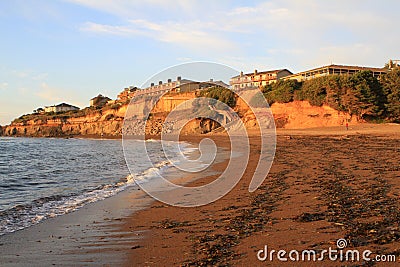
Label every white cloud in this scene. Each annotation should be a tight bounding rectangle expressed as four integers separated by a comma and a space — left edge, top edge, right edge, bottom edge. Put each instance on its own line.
36, 82, 63, 102
81, 19, 236, 52
269, 8, 289, 16
317, 44, 382, 67
0, 82, 8, 90
228, 6, 257, 16
35, 82, 84, 108
10, 70, 30, 78
65, 0, 205, 18
177, 57, 192, 62
7, 69, 49, 82
81, 22, 142, 36
70, 0, 400, 70
32, 73, 49, 81
223, 1, 398, 69
64, 0, 135, 16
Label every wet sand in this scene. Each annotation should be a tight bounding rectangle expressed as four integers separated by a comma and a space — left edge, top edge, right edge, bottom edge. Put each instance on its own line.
0, 184, 152, 266
123, 124, 400, 266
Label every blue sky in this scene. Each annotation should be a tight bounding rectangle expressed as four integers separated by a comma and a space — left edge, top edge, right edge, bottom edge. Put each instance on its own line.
0, 0, 399, 125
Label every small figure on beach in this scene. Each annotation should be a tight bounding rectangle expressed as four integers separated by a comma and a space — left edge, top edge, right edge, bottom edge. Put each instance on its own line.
346, 122, 349, 130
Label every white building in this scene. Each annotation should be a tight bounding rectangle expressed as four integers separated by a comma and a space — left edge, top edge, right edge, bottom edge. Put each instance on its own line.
44, 103, 80, 113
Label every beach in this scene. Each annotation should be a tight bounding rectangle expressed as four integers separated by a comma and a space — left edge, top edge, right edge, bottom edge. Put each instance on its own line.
123, 124, 400, 266
1, 124, 399, 266
0, 174, 157, 266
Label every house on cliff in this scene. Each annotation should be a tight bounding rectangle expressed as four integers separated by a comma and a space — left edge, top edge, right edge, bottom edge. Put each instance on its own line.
167, 78, 223, 93
90, 94, 111, 108
134, 76, 192, 96
117, 86, 137, 102
134, 76, 230, 97
283, 64, 388, 82
230, 69, 293, 90
44, 103, 80, 113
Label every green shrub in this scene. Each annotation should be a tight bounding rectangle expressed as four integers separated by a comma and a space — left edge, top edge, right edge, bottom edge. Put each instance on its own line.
197, 87, 236, 108
262, 80, 301, 104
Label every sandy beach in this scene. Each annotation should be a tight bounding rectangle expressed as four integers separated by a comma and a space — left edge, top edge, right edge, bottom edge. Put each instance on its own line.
1, 123, 399, 266
122, 123, 400, 266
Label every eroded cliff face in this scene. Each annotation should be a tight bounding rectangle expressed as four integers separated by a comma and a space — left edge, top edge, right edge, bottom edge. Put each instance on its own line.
1, 92, 206, 137
235, 97, 356, 130
2, 106, 127, 137
1, 93, 357, 138
270, 101, 357, 128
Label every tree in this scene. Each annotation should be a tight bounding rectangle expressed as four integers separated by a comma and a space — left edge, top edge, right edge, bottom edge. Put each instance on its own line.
197, 87, 237, 108
295, 78, 327, 106
381, 68, 400, 122
325, 75, 346, 110
262, 80, 301, 104
342, 71, 385, 119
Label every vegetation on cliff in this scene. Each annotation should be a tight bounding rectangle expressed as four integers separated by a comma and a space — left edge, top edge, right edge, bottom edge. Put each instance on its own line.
381, 68, 400, 121
261, 70, 400, 122
263, 80, 301, 104
197, 87, 237, 108
11, 104, 122, 125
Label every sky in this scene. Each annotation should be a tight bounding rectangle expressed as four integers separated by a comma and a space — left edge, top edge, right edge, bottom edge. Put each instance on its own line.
0, 0, 399, 125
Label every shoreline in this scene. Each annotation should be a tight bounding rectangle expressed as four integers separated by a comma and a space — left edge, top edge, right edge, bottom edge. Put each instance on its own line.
0, 183, 151, 266
0, 136, 230, 266
1, 122, 399, 140
121, 126, 400, 266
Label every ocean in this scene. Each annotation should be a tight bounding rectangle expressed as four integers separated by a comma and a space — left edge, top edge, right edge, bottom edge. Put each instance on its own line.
0, 137, 191, 236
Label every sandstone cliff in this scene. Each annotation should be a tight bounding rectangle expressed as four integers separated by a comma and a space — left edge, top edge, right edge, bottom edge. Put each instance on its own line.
270, 101, 357, 129
1, 93, 357, 138
2, 105, 126, 137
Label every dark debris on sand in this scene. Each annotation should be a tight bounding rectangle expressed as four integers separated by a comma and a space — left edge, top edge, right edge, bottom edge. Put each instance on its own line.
181, 174, 289, 267
151, 136, 400, 266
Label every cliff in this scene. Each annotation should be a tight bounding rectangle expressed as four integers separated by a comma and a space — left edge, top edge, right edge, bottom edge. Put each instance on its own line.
1, 93, 357, 138
270, 101, 357, 128
2, 105, 127, 137
235, 92, 357, 129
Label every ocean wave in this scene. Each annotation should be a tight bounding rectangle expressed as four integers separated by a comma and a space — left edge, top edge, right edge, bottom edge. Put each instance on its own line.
0, 161, 170, 236
0, 175, 131, 235
0, 139, 195, 236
